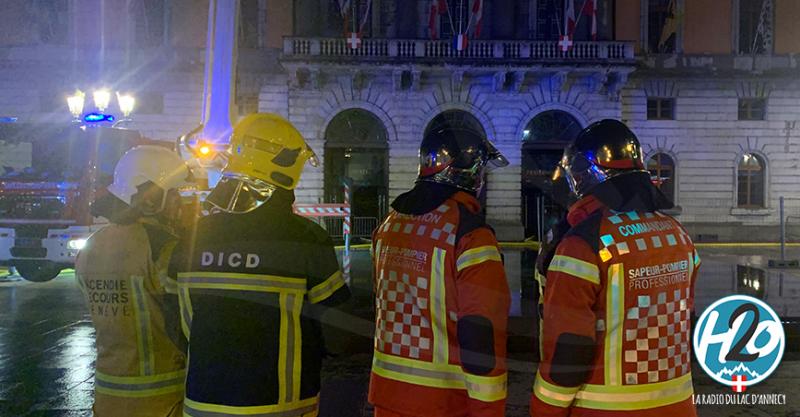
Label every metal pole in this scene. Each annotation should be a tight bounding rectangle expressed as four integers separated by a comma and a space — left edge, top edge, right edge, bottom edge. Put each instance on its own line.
193, 0, 240, 188
343, 178, 352, 283
780, 196, 786, 261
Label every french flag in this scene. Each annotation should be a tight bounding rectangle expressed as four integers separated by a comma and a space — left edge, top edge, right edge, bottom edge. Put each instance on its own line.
453, 34, 468, 51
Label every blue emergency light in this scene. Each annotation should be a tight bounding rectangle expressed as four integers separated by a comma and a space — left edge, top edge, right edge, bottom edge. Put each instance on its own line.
83, 112, 115, 123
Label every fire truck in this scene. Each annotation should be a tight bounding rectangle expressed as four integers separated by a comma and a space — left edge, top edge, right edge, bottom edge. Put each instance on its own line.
0, 123, 164, 281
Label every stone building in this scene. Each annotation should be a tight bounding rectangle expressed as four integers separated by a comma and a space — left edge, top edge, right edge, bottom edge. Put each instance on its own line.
1, 0, 799, 241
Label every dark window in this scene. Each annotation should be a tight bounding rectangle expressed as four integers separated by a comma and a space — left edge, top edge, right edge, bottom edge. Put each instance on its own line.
647, 153, 676, 202
739, 0, 772, 54
534, 0, 563, 41
329, 0, 373, 37
531, 0, 613, 41
130, 0, 166, 47
648, 0, 676, 53
440, 0, 470, 39
738, 98, 766, 120
135, 93, 164, 115
34, 0, 69, 44
647, 98, 675, 120
239, 0, 260, 48
737, 153, 766, 208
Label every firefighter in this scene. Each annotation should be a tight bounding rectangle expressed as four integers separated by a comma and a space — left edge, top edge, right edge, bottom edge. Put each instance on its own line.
369, 125, 511, 417
169, 113, 350, 417
530, 119, 699, 417
75, 145, 193, 417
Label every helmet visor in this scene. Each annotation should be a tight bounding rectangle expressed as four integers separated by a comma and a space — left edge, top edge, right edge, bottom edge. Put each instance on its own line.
205, 175, 276, 214
485, 140, 509, 170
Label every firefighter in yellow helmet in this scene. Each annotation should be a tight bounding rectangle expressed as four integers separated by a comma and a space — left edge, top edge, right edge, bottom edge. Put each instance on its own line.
169, 113, 350, 417
76, 145, 193, 417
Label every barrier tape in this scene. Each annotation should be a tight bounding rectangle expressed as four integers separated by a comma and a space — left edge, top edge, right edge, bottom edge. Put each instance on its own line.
333, 241, 800, 251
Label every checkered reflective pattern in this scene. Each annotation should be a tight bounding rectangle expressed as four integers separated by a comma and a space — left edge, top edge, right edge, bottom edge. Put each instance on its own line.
623, 287, 691, 384
375, 270, 433, 359
379, 204, 457, 246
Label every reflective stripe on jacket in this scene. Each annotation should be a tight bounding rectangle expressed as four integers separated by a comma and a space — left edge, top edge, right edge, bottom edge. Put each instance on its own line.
531, 202, 700, 417
76, 221, 186, 417
369, 191, 510, 417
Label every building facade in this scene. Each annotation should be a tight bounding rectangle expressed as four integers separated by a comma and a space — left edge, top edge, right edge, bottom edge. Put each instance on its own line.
1, 0, 799, 241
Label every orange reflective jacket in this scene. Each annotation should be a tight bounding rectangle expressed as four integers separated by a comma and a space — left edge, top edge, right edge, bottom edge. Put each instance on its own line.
369, 191, 510, 417
531, 196, 699, 417
76, 221, 185, 417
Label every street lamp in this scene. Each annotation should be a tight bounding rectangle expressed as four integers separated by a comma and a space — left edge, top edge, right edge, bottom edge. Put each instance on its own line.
92, 89, 111, 112
66, 90, 85, 121
66, 89, 136, 126
116, 92, 135, 118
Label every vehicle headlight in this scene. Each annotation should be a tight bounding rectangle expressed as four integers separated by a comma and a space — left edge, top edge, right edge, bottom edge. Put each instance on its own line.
68, 239, 87, 250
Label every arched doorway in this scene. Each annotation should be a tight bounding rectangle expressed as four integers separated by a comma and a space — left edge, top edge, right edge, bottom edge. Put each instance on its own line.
424, 110, 486, 137
423, 110, 488, 209
324, 109, 389, 237
521, 110, 582, 240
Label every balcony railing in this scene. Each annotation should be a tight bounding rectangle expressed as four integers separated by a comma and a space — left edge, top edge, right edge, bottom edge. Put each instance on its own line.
283, 37, 635, 62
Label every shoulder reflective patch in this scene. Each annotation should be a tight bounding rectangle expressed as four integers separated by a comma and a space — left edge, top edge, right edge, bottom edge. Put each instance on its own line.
549, 255, 600, 285
456, 245, 502, 272
308, 271, 346, 304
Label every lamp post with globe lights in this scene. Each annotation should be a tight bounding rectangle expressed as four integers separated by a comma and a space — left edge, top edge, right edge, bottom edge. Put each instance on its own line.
66, 89, 135, 126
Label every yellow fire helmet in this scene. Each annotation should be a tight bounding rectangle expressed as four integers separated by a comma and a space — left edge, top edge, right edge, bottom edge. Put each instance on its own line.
206, 113, 319, 214
225, 113, 318, 189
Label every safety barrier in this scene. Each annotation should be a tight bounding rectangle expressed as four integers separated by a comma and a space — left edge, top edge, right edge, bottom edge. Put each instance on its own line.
333, 241, 800, 251
294, 179, 355, 281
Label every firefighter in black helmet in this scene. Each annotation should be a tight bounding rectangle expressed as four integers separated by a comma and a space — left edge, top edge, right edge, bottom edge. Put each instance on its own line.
531, 119, 699, 417
369, 125, 511, 417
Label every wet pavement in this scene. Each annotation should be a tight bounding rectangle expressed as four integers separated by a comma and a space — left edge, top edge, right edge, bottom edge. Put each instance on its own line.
3, 247, 800, 416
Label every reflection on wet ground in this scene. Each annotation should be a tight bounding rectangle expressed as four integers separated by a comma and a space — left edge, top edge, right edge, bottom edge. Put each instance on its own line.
2, 247, 800, 416
0, 272, 95, 416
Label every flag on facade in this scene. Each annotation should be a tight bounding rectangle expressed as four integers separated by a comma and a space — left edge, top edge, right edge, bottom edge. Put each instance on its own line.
659, 0, 677, 51
469, 0, 484, 38
582, 0, 597, 40
337, 0, 351, 17
429, 0, 447, 40
453, 33, 469, 51
564, 0, 576, 37
559, 34, 574, 52
346, 31, 362, 49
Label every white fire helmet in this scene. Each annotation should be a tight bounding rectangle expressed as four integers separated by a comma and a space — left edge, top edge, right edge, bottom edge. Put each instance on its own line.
107, 145, 192, 208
